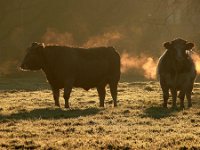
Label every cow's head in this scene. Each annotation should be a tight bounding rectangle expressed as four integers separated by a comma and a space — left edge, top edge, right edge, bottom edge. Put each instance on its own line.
164, 38, 194, 62
20, 42, 45, 71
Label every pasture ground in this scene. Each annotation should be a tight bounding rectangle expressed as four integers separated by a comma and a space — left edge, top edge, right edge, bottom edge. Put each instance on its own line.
0, 76, 200, 149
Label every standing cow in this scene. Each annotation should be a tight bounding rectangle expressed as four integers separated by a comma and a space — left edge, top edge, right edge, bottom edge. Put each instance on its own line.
20, 42, 121, 108
157, 38, 196, 109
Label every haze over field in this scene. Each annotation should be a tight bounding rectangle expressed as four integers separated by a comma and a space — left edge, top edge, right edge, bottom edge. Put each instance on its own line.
1, 0, 200, 79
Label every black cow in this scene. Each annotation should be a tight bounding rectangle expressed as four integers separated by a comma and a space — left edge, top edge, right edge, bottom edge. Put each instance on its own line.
157, 38, 196, 109
20, 42, 121, 108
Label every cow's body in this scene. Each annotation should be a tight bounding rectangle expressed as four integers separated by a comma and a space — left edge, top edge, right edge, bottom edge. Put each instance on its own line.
21, 43, 120, 108
157, 38, 196, 109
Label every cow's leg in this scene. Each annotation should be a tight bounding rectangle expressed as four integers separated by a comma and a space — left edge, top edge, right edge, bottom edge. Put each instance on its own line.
186, 91, 192, 108
63, 79, 74, 108
161, 86, 169, 108
186, 86, 193, 108
52, 88, 60, 107
170, 88, 177, 109
97, 85, 106, 107
109, 81, 118, 107
179, 90, 185, 109
160, 77, 169, 108
63, 87, 72, 108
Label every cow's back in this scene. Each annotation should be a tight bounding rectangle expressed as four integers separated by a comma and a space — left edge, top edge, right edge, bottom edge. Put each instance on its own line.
42, 46, 120, 89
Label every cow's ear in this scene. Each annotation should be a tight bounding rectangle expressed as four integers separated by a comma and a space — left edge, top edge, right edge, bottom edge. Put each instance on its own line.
186, 42, 194, 50
163, 42, 172, 49
31, 42, 45, 49
32, 42, 39, 47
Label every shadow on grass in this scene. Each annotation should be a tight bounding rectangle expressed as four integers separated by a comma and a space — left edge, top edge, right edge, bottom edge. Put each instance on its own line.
0, 107, 101, 121
142, 106, 180, 119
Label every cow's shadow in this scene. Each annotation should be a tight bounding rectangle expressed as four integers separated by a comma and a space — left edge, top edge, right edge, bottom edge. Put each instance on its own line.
0, 107, 101, 121
142, 106, 181, 119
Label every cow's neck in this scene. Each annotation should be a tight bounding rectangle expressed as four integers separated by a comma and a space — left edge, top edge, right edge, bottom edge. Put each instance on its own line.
40, 48, 55, 86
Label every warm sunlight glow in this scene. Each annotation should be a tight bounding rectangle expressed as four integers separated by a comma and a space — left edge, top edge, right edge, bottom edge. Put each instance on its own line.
121, 52, 158, 79
83, 32, 122, 48
191, 52, 200, 74
41, 28, 74, 46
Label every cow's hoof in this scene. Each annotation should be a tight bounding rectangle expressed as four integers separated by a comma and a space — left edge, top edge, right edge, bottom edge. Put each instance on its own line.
172, 105, 178, 110
55, 104, 60, 107
65, 105, 70, 109
188, 104, 192, 108
163, 104, 167, 108
180, 106, 185, 110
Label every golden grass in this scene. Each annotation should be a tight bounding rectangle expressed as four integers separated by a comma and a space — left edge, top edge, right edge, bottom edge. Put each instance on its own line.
0, 78, 200, 149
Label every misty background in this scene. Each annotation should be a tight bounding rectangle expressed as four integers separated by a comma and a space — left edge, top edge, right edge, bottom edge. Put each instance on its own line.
0, 0, 200, 80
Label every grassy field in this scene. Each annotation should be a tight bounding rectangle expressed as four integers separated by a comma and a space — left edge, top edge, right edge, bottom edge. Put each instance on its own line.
0, 77, 200, 150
